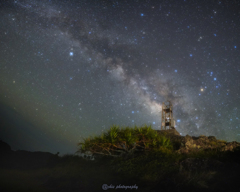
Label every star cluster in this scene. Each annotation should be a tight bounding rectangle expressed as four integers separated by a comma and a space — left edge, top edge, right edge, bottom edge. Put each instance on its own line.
0, 0, 240, 153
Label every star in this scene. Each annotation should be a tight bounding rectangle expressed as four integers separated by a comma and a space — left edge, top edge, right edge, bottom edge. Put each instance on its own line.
0, 0, 239, 154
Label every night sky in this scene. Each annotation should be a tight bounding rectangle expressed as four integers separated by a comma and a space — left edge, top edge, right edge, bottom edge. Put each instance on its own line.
0, 0, 240, 154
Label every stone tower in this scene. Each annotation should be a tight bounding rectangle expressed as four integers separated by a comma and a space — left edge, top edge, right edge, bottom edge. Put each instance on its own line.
161, 101, 175, 130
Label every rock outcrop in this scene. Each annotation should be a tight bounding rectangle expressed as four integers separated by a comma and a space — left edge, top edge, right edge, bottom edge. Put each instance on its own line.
155, 129, 240, 153
177, 135, 240, 153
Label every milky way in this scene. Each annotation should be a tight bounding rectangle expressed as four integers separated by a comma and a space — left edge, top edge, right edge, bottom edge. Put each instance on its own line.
0, 0, 240, 153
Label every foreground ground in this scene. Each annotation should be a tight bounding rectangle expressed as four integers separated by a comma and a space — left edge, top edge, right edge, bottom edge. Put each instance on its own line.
1, 147, 240, 192
1, 125, 240, 192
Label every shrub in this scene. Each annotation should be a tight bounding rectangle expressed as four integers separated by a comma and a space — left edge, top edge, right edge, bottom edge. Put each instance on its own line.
209, 141, 218, 146
77, 125, 173, 158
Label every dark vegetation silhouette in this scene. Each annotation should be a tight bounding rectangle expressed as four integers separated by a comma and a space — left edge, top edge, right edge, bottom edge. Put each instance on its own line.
1, 125, 240, 192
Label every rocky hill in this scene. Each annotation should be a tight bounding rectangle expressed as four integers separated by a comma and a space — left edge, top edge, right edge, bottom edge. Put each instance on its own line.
156, 128, 240, 153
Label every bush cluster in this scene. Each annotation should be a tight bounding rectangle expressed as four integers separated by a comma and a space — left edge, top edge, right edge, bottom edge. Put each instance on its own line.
77, 124, 173, 158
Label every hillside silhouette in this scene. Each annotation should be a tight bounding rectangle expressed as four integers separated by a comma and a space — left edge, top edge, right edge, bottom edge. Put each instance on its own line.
1, 125, 240, 192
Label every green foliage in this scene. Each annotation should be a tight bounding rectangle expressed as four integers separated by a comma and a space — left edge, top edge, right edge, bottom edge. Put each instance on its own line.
76, 124, 240, 190
77, 124, 174, 158
107, 125, 119, 144
209, 141, 218, 146
218, 139, 227, 143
